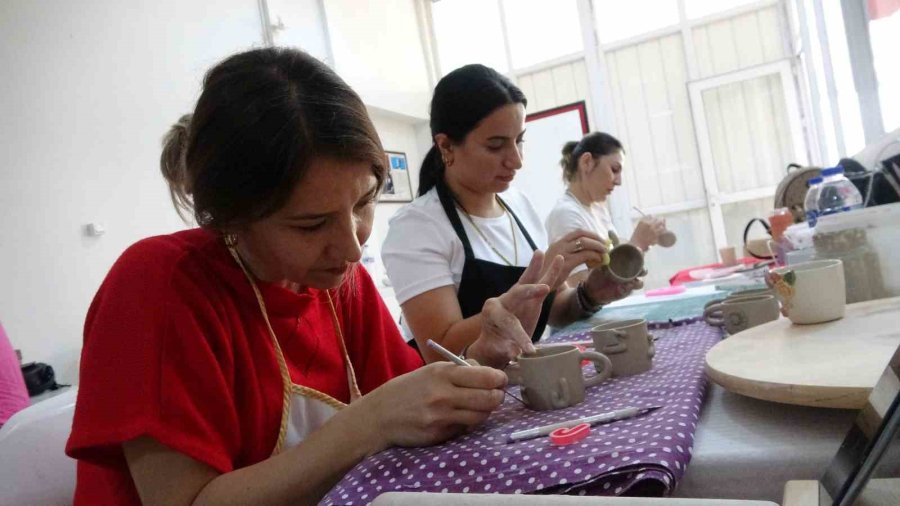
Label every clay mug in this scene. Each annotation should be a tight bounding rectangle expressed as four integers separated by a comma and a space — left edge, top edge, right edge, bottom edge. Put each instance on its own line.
606, 244, 645, 283
658, 230, 677, 248
703, 287, 774, 312
509, 345, 612, 411
769, 259, 846, 324
703, 294, 780, 334
719, 246, 738, 266
590, 319, 655, 377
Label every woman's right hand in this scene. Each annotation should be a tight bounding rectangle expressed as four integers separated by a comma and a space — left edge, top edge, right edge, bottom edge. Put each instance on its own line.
354, 362, 507, 451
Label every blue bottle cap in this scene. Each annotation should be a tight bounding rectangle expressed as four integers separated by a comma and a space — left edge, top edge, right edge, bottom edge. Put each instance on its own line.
821, 166, 844, 177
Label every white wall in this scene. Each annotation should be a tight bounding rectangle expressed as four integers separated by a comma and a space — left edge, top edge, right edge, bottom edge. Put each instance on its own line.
0, 0, 431, 384
366, 108, 430, 287
0, 0, 264, 384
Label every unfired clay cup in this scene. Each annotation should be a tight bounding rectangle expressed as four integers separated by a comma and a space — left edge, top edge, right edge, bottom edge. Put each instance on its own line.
607, 244, 644, 283
703, 287, 775, 312
509, 345, 612, 411
590, 319, 655, 377
703, 294, 780, 334
658, 230, 677, 248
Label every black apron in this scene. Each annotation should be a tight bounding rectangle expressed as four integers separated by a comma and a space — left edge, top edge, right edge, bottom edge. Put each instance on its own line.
435, 180, 555, 343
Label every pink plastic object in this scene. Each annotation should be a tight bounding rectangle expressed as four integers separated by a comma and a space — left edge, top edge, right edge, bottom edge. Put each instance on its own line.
574, 344, 590, 367
0, 322, 29, 427
645, 286, 686, 297
550, 423, 591, 446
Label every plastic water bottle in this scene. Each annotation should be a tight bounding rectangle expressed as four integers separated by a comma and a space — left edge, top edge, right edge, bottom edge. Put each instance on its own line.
816, 165, 863, 217
803, 176, 823, 227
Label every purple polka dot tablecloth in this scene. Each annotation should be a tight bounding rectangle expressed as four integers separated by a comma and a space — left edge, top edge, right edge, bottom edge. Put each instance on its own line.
322, 320, 722, 505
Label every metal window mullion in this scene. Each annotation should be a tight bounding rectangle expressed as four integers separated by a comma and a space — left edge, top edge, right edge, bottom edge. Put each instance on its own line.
257, 0, 275, 47
794, 0, 830, 164
840, 0, 885, 144
578, 0, 633, 236
497, 0, 517, 83
812, 0, 848, 157
689, 80, 729, 250
415, 0, 440, 86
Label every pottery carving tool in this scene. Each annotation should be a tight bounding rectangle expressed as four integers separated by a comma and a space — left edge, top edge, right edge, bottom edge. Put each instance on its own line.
508, 405, 663, 442
425, 339, 527, 406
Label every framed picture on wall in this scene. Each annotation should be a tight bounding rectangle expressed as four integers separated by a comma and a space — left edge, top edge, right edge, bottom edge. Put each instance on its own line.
379, 151, 414, 203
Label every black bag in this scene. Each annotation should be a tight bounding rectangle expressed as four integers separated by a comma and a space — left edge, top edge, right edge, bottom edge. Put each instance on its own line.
21, 362, 61, 396
841, 157, 900, 207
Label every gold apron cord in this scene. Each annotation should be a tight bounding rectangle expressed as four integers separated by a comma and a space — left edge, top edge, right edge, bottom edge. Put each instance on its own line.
325, 290, 362, 402
226, 243, 358, 454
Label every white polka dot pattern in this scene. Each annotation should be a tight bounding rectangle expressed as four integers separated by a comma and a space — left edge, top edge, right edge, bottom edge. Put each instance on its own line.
322, 320, 722, 505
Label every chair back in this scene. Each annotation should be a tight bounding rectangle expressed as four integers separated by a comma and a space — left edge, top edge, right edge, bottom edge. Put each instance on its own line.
0, 387, 78, 505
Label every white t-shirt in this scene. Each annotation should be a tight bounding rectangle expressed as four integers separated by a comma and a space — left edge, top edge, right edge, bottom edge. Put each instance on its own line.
381, 187, 547, 338
544, 191, 619, 274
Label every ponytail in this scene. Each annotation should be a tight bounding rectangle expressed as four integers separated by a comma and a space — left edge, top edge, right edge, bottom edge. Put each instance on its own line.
160, 114, 193, 223
560, 132, 624, 184
560, 140, 580, 183
417, 146, 446, 196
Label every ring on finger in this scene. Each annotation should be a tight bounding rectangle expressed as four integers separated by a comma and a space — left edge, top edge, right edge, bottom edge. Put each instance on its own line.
574, 239, 584, 252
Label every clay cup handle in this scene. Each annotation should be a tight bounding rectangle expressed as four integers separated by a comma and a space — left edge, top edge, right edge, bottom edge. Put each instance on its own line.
703, 303, 725, 326
580, 350, 613, 387
504, 361, 522, 386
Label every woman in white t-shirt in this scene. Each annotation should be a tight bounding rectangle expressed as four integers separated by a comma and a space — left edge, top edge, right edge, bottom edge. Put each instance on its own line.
545, 132, 666, 285
382, 65, 643, 367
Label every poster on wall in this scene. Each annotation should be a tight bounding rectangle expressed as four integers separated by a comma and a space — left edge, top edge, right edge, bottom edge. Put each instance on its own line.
379, 151, 414, 202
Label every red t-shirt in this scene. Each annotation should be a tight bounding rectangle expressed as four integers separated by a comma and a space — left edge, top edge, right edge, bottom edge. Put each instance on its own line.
65, 229, 423, 504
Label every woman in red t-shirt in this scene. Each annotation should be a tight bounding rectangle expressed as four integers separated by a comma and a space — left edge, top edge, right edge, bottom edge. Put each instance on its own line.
65, 48, 563, 505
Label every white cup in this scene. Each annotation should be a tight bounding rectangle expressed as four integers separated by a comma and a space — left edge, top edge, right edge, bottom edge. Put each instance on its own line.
770, 259, 846, 324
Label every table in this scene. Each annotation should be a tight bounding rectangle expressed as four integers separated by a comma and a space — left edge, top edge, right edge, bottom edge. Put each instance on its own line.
673, 384, 855, 503
372, 492, 778, 505
669, 258, 759, 286
705, 297, 900, 409
323, 321, 720, 505
551, 286, 729, 336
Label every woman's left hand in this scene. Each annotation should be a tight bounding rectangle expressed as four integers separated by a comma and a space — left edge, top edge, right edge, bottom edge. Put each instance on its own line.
583, 265, 646, 306
466, 251, 565, 368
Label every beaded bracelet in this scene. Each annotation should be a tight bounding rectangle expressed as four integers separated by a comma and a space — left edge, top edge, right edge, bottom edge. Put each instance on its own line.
576, 281, 603, 315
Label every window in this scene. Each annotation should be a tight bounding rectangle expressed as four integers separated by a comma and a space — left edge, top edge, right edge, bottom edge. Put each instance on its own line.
822, 0, 867, 154
593, 0, 679, 44
684, 0, 761, 20
432, 0, 508, 74
868, 2, 900, 132
503, 0, 582, 69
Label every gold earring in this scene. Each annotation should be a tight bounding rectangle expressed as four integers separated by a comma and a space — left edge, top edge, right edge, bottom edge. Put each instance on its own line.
223, 232, 238, 247
443, 157, 454, 168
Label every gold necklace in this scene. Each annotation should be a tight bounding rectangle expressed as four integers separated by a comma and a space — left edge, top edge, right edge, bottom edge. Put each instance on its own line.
459, 197, 518, 267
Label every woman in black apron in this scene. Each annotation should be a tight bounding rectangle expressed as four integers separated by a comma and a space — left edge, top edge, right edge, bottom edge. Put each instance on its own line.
386, 64, 643, 367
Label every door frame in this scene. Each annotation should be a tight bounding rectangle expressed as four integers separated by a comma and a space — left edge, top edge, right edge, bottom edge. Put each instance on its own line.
688, 58, 806, 250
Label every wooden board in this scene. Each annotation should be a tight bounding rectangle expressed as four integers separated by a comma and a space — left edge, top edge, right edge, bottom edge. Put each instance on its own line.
705, 297, 900, 409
